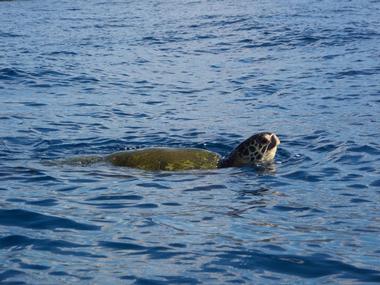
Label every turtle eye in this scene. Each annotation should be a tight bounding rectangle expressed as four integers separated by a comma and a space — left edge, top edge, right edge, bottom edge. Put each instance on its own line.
257, 137, 269, 145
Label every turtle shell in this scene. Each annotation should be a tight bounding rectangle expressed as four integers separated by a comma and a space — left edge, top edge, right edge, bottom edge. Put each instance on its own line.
106, 148, 221, 171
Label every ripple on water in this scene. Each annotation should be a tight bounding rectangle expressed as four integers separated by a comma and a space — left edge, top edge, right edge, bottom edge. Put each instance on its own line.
282, 171, 322, 182
0, 67, 33, 81
209, 250, 380, 282
0, 209, 100, 231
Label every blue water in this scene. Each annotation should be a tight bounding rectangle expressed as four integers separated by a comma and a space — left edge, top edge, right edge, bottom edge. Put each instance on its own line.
1, 0, 380, 283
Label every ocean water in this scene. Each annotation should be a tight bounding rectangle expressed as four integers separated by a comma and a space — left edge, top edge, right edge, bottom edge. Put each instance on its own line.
1, 0, 380, 284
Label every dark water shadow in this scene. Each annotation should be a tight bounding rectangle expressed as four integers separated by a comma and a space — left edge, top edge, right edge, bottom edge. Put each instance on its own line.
209, 249, 380, 282
0, 209, 100, 231
0, 235, 104, 258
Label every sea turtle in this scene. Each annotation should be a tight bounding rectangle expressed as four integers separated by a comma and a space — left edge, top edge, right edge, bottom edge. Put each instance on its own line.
59, 132, 280, 171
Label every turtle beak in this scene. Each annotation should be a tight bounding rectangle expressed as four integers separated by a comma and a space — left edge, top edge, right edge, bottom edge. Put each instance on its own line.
268, 133, 280, 150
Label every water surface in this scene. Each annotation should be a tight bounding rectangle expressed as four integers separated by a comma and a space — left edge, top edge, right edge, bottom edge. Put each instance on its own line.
1, 0, 380, 284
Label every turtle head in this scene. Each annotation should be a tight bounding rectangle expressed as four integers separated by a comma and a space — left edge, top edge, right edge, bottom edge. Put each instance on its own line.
220, 132, 280, 167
